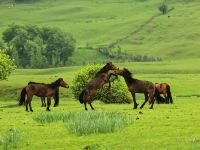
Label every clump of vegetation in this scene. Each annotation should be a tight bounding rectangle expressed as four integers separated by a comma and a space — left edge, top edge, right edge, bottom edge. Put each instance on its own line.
33, 111, 131, 135
159, 1, 168, 14
97, 46, 162, 62
2, 24, 76, 68
0, 49, 15, 80
71, 64, 131, 103
0, 128, 23, 150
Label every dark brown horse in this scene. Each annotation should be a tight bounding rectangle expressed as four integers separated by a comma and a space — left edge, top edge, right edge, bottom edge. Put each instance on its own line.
28, 82, 59, 107
19, 78, 69, 112
155, 83, 173, 104
114, 68, 156, 109
79, 62, 118, 110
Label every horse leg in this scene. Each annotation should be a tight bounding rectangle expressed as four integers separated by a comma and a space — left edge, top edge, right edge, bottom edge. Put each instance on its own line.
29, 99, 33, 112
89, 96, 95, 110
46, 98, 51, 111
140, 93, 148, 109
25, 99, 29, 112
84, 102, 88, 111
44, 98, 46, 107
149, 94, 156, 109
26, 95, 33, 112
164, 94, 168, 104
131, 93, 138, 109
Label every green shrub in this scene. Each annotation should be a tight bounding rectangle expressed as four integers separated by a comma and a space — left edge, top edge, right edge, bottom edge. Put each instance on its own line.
0, 50, 16, 80
33, 111, 131, 135
71, 64, 131, 103
159, 2, 168, 14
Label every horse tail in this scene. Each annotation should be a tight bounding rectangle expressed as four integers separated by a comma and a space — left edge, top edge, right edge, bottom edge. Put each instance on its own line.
19, 87, 26, 105
79, 90, 85, 104
54, 88, 59, 107
166, 85, 173, 104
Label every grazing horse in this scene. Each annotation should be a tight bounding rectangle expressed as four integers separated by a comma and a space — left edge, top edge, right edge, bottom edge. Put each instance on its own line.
19, 78, 69, 112
114, 68, 156, 109
28, 82, 59, 107
79, 62, 118, 110
155, 83, 173, 104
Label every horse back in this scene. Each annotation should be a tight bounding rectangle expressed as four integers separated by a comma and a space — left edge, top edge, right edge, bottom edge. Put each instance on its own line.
26, 84, 55, 97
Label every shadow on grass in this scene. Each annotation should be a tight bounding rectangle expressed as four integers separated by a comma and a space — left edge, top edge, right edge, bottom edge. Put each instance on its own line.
0, 104, 19, 108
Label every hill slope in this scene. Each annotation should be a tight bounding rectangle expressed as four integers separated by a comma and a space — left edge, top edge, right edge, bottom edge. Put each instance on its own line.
0, 0, 199, 64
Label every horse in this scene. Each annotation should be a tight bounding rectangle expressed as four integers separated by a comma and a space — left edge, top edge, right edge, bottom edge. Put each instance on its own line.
114, 68, 156, 109
155, 83, 173, 104
28, 82, 59, 107
19, 78, 69, 112
79, 62, 118, 110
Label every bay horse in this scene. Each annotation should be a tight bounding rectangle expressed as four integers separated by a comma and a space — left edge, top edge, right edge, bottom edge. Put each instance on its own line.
155, 83, 173, 104
79, 62, 118, 110
28, 82, 59, 107
114, 68, 156, 109
19, 78, 69, 112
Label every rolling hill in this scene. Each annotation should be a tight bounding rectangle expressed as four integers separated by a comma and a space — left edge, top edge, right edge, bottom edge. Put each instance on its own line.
0, 0, 199, 65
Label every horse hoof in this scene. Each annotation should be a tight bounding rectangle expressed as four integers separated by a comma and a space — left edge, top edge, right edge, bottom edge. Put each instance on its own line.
46, 109, 51, 111
149, 107, 153, 109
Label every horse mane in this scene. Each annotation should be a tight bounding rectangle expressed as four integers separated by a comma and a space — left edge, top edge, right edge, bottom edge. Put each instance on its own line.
96, 62, 111, 75
123, 68, 136, 84
48, 78, 62, 89
28, 81, 44, 85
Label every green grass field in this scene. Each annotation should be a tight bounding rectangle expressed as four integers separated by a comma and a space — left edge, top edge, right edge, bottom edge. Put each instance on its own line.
0, 61, 200, 149
0, 0, 200, 149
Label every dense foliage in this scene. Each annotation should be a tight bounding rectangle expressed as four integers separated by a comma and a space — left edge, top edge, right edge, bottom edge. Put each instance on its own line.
72, 64, 131, 103
2, 24, 75, 68
0, 50, 15, 80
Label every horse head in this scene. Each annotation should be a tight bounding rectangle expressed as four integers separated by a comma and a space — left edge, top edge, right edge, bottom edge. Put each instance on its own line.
57, 78, 69, 88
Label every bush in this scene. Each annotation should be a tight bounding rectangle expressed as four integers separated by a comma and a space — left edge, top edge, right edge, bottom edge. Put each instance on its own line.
71, 64, 131, 103
0, 50, 15, 80
159, 2, 168, 14
33, 111, 132, 135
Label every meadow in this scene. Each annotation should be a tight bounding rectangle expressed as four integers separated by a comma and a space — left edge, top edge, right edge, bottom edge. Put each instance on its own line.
0, 0, 200, 149
0, 61, 200, 149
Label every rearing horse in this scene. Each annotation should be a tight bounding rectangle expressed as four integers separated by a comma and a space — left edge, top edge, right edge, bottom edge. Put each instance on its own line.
79, 62, 118, 110
114, 68, 156, 109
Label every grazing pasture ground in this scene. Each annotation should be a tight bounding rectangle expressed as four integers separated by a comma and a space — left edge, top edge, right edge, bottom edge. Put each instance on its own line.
0, 61, 200, 149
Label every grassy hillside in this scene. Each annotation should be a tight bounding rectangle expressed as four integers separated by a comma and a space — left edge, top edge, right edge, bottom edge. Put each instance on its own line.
0, 0, 200, 64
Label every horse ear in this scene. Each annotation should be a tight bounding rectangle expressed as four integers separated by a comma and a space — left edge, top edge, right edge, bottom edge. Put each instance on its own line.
107, 62, 112, 65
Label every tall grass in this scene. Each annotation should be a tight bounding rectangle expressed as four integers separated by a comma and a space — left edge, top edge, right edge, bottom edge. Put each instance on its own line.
33, 111, 131, 135
0, 128, 22, 150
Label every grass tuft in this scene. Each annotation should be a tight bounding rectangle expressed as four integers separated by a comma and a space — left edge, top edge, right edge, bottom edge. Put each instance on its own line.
0, 128, 22, 150
33, 111, 132, 135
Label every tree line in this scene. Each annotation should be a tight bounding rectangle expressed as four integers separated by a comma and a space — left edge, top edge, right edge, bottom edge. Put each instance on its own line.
2, 24, 76, 68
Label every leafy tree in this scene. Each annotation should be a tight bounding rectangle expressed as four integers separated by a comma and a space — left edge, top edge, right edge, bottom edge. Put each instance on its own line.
2, 24, 75, 68
0, 50, 15, 80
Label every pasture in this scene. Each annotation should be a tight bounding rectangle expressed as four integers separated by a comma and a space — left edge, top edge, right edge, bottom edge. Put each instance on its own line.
0, 61, 200, 149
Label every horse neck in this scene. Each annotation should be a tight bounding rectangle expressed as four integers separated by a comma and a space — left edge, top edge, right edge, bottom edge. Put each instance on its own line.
96, 67, 110, 76
122, 74, 135, 86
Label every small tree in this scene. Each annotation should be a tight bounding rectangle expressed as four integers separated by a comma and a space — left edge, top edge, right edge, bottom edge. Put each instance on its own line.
72, 64, 131, 104
159, 2, 168, 14
0, 50, 16, 80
